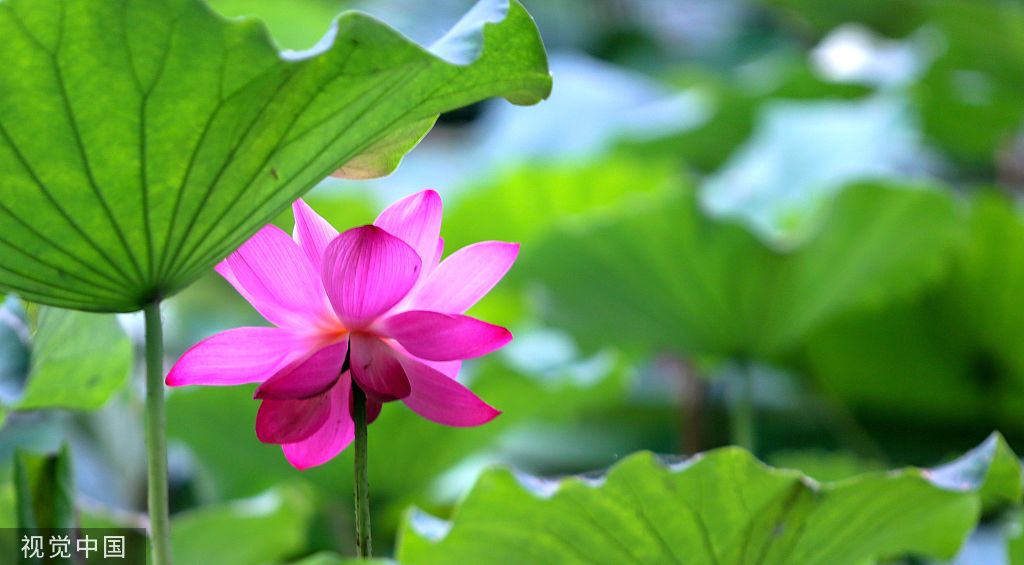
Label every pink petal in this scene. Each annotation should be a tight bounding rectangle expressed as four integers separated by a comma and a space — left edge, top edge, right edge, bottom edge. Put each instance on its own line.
427, 237, 445, 275
282, 375, 355, 470
379, 311, 511, 361
349, 333, 410, 402
214, 260, 240, 288
373, 190, 442, 269
256, 391, 332, 444
367, 399, 383, 424
426, 358, 461, 379
255, 339, 348, 400
166, 327, 308, 387
322, 225, 421, 328
391, 342, 462, 379
349, 395, 384, 424
398, 354, 500, 427
292, 199, 339, 273
215, 259, 287, 320
409, 241, 519, 314
223, 225, 335, 330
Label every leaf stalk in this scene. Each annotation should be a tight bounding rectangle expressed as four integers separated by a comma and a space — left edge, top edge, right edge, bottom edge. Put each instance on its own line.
144, 301, 173, 565
352, 378, 372, 558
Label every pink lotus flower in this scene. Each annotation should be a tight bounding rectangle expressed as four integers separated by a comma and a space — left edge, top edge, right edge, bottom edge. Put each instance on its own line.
167, 191, 517, 469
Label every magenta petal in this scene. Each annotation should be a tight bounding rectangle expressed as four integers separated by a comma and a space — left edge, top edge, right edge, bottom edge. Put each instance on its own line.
292, 199, 339, 273
367, 399, 383, 424
282, 375, 355, 469
349, 395, 384, 424
214, 260, 240, 288
214, 260, 268, 318
409, 241, 519, 313
255, 339, 348, 400
224, 225, 334, 330
398, 354, 500, 427
425, 358, 461, 379
380, 311, 512, 362
373, 190, 442, 268
391, 342, 462, 379
166, 327, 308, 387
256, 391, 332, 444
426, 237, 445, 276
349, 333, 410, 402
322, 225, 421, 328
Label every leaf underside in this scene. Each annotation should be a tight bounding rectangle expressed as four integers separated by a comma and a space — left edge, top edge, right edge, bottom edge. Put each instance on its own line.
0, 0, 550, 312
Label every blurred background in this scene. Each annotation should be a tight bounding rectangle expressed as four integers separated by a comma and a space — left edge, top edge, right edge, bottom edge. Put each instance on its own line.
2, 0, 1024, 562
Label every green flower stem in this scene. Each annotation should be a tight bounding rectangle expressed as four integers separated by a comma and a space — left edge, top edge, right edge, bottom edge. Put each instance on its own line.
352, 380, 372, 558
144, 302, 172, 565
730, 359, 756, 454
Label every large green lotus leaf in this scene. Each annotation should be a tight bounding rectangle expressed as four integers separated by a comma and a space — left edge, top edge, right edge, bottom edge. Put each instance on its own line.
15, 307, 131, 411
615, 61, 869, 174
13, 444, 75, 530
761, 0, 924, 38
0, 304, 129, 420
799, 296, 988, 424
290, 554, 392, 565
447, 158, 683, 324
949, 193, 1024, 374
798, 192, 1024, 430
913, 2, 1024, 170
445, 158, 682, 253
170, 486, 313, 565
526, 181, 959, 359
0, 0, 550, 312
397, 435, 1019, 564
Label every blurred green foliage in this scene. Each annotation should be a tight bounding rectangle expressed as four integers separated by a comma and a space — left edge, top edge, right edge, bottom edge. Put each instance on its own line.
528, 181, 959, 359
3, 0, 1024, 562
18, 309, 131, 412
0, 306, 130, 431
913, 2, 1024, 171
171, 485, 315, 565
14, 445, 75, 530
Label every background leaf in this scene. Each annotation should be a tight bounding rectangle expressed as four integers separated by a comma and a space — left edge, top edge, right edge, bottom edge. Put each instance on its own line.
444, 158, 681, 252
949, 193, 1024, 375
761, 0, 924, 38
913, 2, 1024, 171
14, 444, 75, 530
290, 554, 393, 565
16, 308, 131, 412
170, 485, 314, 565
398, 436, 1016, 565
527, 181, 960, 359
797, 192, 1024, 439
